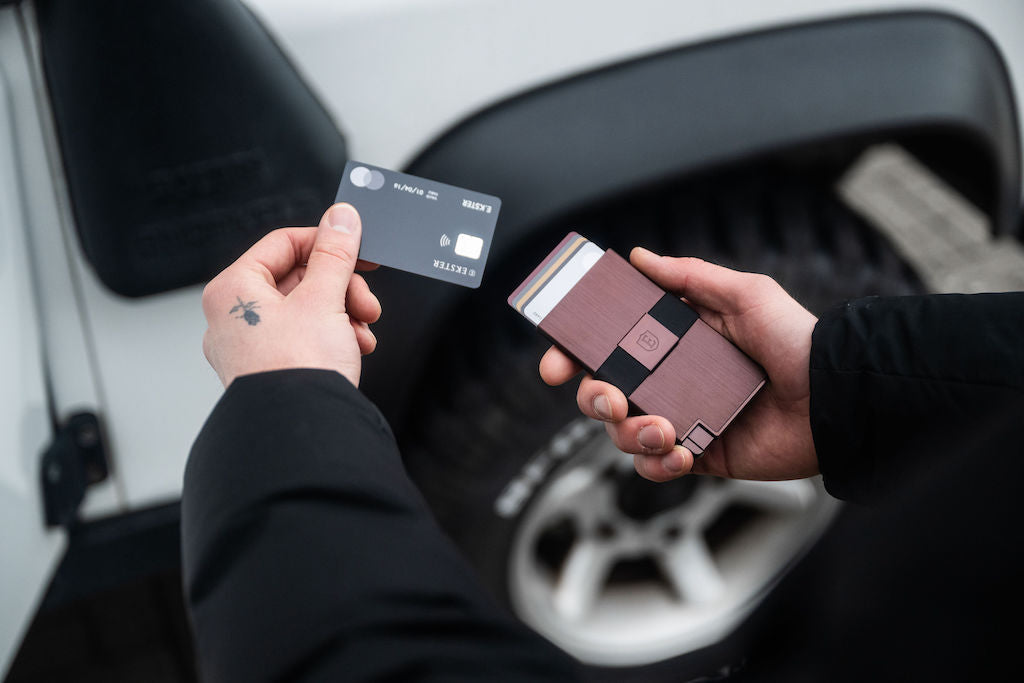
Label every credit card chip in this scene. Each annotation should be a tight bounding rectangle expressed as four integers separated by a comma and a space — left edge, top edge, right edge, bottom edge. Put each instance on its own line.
455, 233, 484, 259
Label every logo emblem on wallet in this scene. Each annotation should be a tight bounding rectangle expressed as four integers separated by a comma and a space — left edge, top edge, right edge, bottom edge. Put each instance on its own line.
638, 330, 659, 351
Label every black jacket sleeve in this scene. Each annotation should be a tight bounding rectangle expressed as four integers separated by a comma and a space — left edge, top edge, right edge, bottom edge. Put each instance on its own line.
809, 293, 1024, 503
181, 369, 578, 682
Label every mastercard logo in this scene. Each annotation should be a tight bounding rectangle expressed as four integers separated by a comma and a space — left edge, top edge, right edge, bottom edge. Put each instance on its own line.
349, 166, 386, 190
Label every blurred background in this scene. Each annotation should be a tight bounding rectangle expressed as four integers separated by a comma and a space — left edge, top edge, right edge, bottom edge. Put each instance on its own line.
1, 0, 1022, 680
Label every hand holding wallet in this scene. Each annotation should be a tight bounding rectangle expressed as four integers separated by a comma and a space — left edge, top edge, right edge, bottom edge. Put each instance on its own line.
509, 233, 765, 456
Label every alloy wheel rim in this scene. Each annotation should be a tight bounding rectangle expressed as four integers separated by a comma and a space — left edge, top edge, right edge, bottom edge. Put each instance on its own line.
508, 418, 839, 667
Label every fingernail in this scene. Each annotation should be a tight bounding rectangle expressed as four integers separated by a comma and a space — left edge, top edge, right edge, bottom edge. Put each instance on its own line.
638, 424, 665, 450
662, 447, 685, 473
327, 204, 359, 234
592, 394, 612, 421
632, 246, 659, 260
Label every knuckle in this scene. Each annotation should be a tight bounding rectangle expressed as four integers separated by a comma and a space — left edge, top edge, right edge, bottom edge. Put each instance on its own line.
201, 278, 224, 315
362, 331, 378, 356
633, 454, 647, 477
312, 241, 357, 267
577, 379, 596, 406
575, 386, 589, 415
750, 273, 780, 296
634, 454, 662, 481
201, 277, 219, 301
606, 422, 633, 453
201, 329, 213, 362
265, 226, 295, 246
730, 272, 781, 310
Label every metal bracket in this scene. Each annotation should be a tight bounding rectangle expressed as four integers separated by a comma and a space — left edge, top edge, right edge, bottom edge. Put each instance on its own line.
40, 412, 109, 528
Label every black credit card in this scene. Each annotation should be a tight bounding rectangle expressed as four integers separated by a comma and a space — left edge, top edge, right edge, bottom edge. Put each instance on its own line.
335, 160, 501, 288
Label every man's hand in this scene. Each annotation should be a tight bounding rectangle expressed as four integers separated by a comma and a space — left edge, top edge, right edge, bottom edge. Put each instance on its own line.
539, 248, 818, 483
201, 203, 381, 388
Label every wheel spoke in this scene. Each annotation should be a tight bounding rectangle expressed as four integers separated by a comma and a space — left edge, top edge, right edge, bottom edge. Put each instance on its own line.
726, 479, 815, 513
547, 468, 618, 528
654, 482, 726, 531
553, 539, 615, 621
659, 534, 725, 604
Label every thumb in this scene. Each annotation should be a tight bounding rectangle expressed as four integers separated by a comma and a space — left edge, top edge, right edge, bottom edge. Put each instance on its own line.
630, 247, 762, 314
298, 203, 362, 308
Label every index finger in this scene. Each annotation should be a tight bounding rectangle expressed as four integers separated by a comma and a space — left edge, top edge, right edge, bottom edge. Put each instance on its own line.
539, 346, 582, 386
234, 227, 317, 288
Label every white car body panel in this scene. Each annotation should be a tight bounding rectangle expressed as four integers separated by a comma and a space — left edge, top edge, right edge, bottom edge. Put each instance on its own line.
0, 8, 65, 675
245, 0, 1024, 174
7, 5, 122, 518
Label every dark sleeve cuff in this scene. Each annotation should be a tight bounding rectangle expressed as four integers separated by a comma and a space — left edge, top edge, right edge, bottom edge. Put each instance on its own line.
809, 293, 1024, 504
809, 302, 878, 503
